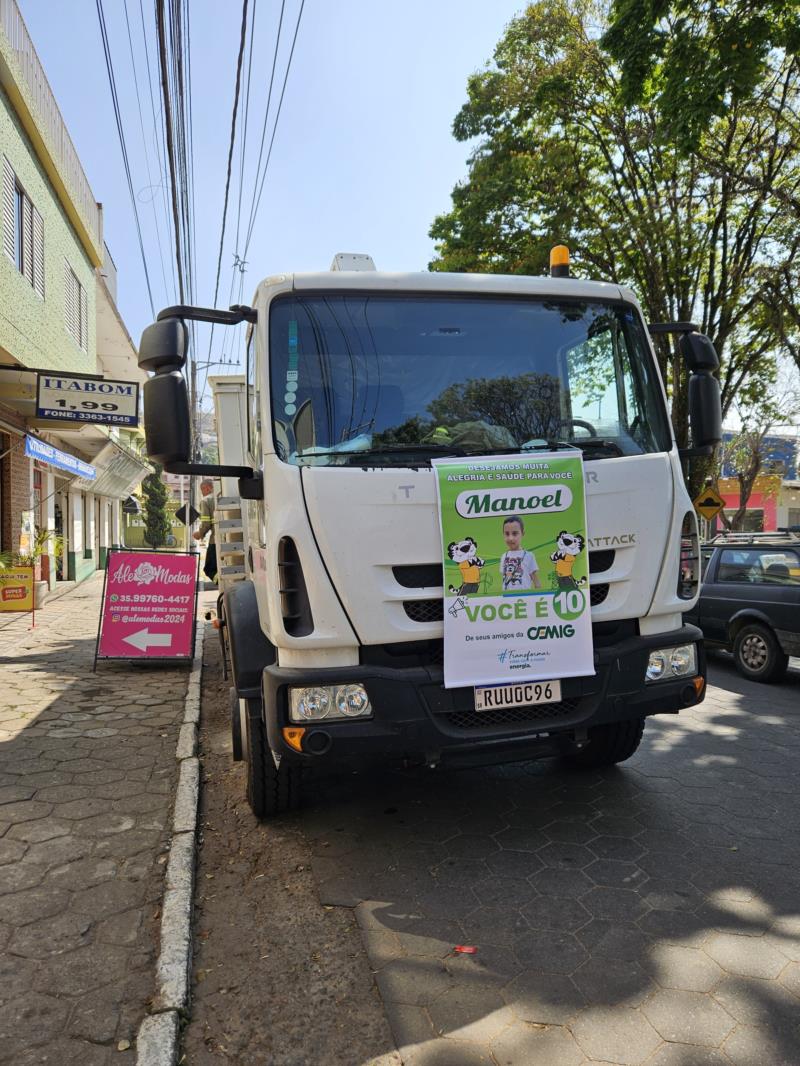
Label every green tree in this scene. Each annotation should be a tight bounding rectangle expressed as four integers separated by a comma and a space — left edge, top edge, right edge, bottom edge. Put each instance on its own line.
429, 0, 800, 487
142, 464, 171, 549
602, 1, 800, 152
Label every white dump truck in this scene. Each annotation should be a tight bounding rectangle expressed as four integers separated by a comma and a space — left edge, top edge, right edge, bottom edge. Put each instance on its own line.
138, 249, 721, 818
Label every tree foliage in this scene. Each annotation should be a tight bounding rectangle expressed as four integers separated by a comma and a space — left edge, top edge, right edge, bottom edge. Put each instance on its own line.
429, 0, 800, 481
142, 464, 171, 549
602, 0, 800, 152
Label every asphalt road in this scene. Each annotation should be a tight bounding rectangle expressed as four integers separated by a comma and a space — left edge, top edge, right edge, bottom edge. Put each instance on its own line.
184, 639, 800, 1066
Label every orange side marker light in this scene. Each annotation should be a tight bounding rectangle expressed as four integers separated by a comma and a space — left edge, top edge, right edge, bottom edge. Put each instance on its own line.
282, 727, 305, 752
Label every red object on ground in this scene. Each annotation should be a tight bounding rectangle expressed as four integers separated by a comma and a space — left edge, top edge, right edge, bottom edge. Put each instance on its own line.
97, 550, 197, 660
453, 945, 478, 954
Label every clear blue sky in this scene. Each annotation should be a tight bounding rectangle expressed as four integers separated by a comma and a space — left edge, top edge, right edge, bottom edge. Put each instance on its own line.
19, 0, 524, 406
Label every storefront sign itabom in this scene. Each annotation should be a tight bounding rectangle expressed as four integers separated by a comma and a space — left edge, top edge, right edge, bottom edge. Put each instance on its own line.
36, 373, 139, 427
95, 550, 198, 666
24, 435, 95, 479
433, 451, 595, 689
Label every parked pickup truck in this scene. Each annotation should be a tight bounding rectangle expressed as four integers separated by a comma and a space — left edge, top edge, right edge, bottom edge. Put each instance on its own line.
687, 534, 800, 682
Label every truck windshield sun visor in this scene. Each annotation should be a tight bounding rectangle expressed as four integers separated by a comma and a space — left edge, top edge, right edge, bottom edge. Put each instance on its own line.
269, 294, 671, 468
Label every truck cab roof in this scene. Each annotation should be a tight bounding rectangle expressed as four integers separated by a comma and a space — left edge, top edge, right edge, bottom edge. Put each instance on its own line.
254, 269, 638, 309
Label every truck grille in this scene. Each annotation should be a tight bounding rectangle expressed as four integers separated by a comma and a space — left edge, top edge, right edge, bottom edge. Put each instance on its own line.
589, 550, 614, 574
441, 698, 581, 732
404, 599, 443, 622
393, 564, 441, 588
589, 584, 608, 606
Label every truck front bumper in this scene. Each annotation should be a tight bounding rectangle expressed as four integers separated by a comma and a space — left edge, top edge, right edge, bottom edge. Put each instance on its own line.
262, 624, 706, 768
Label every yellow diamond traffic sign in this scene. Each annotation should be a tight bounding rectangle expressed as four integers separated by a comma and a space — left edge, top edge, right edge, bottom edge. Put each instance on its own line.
693, 486, 726, 521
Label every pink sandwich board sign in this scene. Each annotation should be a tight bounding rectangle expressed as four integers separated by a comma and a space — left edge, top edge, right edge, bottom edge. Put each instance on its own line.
94, 549, 199, 668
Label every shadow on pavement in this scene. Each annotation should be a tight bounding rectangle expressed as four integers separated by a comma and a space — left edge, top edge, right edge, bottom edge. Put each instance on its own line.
285, 657, 800, 1064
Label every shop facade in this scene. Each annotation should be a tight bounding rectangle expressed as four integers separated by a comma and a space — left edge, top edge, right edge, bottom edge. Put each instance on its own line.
0, 2, 148, 595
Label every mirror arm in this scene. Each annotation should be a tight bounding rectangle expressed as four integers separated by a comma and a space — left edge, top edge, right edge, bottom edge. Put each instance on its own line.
678, 445, 715, 460
156, 304, 256, 326
163, 462, 255, 477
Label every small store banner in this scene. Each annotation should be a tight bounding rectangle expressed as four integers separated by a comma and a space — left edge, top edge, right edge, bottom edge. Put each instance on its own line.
432, 452, 595, 689
95, 550, 198, 665
36, 372, 139, 427
24, 435, 96, 479
0, 566, 34, 613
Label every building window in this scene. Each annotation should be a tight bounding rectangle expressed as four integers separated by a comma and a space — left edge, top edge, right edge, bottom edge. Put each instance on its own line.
64, 261, 88, 351
2, 157, 45, 297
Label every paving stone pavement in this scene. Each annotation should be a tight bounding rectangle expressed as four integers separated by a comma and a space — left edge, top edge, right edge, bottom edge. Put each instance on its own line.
0, 575, 193, 1065
294, 655, 800, 1065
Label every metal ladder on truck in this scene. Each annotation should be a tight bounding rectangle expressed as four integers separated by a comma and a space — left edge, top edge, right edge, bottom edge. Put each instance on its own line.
209, 375, 249, 680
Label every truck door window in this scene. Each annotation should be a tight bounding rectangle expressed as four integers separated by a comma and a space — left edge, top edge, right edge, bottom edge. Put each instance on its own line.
268, 294, 671, 466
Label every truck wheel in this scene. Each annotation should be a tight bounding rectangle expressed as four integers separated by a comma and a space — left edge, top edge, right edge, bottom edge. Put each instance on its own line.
564, 719, 645, 769
733, 623, 788, 683
244, 704, 302, 819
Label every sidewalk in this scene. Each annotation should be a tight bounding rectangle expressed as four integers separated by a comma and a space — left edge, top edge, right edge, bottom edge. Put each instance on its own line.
0, 575, 194, 1064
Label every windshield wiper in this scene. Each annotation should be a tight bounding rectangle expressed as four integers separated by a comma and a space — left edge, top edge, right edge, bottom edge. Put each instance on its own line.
297, 443, 467, 464
548, 438, 625, 457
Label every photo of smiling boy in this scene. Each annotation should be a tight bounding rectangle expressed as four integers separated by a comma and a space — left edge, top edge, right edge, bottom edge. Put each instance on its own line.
499, 516, 541, 591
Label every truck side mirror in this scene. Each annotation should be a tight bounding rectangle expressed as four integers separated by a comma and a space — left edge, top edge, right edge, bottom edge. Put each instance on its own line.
138, 318, 187, 372
680, 333, 722, 455
143, 372, 191, 467
139, 317, 192, 467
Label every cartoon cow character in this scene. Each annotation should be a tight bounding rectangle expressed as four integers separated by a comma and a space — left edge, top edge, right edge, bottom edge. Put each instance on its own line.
550, 530, 587, 590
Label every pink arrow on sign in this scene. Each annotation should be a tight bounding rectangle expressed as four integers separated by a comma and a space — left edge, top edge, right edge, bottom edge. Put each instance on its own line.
123, 629, 173, 652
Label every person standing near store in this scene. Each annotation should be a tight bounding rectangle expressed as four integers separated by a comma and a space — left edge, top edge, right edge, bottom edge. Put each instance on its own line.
193, 479, 217, 582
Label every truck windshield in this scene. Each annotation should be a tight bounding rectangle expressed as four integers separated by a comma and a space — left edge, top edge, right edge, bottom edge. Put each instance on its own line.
268, 294, 671, 465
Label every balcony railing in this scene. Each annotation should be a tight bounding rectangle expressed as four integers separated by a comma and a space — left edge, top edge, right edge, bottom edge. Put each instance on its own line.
0, 0, 103, 254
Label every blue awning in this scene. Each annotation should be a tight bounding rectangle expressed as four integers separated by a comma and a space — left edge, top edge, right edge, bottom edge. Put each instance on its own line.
24, 435, 96, 479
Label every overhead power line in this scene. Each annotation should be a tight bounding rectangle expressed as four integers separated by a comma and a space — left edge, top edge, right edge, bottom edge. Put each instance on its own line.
155, 0, 187, 304
242, 0, 305, 259
95, 0, 156, 317
211, 0, 250, 313
122, 0, 171, 304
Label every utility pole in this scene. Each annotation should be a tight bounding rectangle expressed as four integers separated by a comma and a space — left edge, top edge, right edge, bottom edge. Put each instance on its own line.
189, 337, 199, 553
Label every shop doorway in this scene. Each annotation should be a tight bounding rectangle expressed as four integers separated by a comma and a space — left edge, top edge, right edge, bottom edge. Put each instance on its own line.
54, 480, 69, 581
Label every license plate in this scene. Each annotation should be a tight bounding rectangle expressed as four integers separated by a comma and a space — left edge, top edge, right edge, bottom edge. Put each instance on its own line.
474, 679, 562, 711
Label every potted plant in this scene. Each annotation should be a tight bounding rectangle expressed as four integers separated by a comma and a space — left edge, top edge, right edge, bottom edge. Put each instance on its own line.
14, 529, 63, 607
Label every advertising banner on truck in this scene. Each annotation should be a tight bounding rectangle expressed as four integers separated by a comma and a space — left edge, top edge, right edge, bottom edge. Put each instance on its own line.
95, 550, 198, 666
433, 452, 594, 689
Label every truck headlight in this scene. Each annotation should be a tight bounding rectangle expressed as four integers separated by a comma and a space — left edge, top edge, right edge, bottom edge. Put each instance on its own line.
645, 644, 697, 683
289, 684, 372, 722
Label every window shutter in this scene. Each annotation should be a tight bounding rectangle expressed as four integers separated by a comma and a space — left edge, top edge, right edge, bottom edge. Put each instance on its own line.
80, 281, 88, 351
21, 195, 33, 285
65, 259, 77, 342
2, 158, 15, 263
32, 207, 44, 298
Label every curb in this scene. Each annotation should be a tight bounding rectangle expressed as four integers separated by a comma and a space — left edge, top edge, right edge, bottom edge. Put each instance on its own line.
135, 610, 205, 1065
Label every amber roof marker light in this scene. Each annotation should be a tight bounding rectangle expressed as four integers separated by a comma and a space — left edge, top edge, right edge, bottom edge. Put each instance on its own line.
550, 245, 570, 278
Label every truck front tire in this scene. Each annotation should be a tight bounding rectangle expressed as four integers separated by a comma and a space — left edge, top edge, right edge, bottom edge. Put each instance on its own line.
564, 719, 645, 769
244, 703, 302, 819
